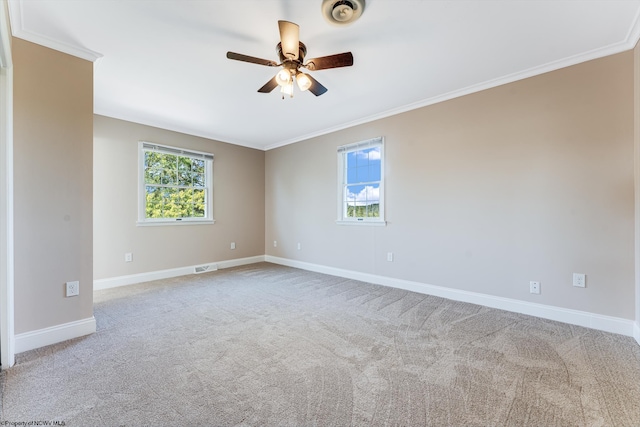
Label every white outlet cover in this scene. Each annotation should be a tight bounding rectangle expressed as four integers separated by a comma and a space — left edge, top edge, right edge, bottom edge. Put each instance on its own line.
66, 281, 79, 297
529, 281, 540, 294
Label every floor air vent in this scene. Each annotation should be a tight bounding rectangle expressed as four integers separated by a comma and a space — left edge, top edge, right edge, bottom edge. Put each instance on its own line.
194, 264, 218, 274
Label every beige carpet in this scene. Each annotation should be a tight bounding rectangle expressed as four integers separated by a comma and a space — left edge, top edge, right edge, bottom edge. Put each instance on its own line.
1, 262, 639, 426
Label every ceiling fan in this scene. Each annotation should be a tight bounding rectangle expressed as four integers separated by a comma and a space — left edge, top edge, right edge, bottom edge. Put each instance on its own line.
226, 20, 354, 98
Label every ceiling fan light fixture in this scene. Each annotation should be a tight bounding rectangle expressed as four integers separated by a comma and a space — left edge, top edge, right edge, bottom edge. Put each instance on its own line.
275, 69, 292, 86
296, 72, 312, 92
280, 80, 294, 98
322, 0, 364, 25
332, 4, 353, 22
226, 20, 354, 98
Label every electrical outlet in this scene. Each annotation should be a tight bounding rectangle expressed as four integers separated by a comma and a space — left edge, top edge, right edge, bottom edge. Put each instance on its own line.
387, 252, 393, 262
66, 281, 79, 297
529, 281, 540, 294
573, 273, 586, 288
125, 252, 132, 262
230, 242, 236, 250
297, 243, 301, 250
273, 240, 277, 247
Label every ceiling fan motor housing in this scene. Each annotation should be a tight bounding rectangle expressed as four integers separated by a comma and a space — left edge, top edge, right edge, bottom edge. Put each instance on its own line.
322, 0, 364, 25
276, 42, 307, 65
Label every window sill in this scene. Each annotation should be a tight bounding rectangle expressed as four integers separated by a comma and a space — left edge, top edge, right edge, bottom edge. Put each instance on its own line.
336, 219, 386, 227
136, 219, 215, 227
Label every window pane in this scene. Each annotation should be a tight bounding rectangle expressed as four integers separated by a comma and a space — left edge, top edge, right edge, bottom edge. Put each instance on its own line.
343, 185, 355, 218
177, 188, 194, 217
144, 167, 162, 184
161, 168, 176, 185
162, 154, 177, 165
347, 151, 358, 168
345, 183, 380, 218
145, 152, 163, 169
366, 203, 380, 217
345, 184, 365, 201
369, 164, 381, 181
346, 167, 358, 184
193, 189, 205, 217
346, 184, 379, 202
178, 156, 192, 171
178, 170, 191, 186
345, 147, 381, 185
162, 188, 179, 218
192, 173, 205, 188
145, 186, 205, 219
192, 159, 205, 174
145, 186, 163, 218
356, 166, 369, 183
365, 147, 380, 161
144, 152, 167, 185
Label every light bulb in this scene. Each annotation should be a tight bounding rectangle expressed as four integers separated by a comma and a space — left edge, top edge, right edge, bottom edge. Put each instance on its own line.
332, 4, 354, 22
275, 69, 292, 86
296, 72, 312, 91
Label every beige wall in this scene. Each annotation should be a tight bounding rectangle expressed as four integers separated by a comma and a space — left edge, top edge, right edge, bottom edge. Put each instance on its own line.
266, 51, 635, 320
93, 115, 265, 280
13, 38, 93, 334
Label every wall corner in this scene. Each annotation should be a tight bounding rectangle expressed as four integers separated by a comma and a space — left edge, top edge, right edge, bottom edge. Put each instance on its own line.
634, 39, 640, 341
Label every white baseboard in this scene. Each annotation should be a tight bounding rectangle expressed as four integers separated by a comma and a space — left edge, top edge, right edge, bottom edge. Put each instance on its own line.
217, 255, 266, 269
93, 254, 637, 340
15, 316, 96, 354
94, 255, 265, 291
265, 256, 636, 338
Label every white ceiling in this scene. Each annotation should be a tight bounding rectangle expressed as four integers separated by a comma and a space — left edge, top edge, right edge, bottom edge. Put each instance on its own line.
8, 0, 640, 150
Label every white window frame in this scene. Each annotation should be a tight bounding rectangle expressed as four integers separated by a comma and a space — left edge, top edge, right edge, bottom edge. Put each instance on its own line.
137, 141, 214, 226
336, 136, 386, 226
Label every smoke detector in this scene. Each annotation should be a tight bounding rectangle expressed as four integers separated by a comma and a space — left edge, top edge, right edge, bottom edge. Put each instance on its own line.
322, 0, 365, 25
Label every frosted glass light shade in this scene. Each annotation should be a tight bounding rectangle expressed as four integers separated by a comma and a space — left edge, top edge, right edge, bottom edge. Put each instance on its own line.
276, 69, 292, 86
296, 72, 312, 91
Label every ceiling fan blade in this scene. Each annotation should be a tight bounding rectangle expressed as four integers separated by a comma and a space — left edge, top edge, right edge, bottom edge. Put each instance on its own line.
304, 52, 353, 71
306, 74, 328, 96
278, 20, 300, 60
258, 76, 279, 93
226, 52, 278, 67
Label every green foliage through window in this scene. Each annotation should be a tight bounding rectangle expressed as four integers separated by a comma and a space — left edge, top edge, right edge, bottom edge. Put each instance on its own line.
346, 203, 380, 218
143, 148, 210, 220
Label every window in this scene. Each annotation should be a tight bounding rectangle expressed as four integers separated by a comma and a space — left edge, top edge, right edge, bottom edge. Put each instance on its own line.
337, 137, 385, 225
138, 141, 214, 225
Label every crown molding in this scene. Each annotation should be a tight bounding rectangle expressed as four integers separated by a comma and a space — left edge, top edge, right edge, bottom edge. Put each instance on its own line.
266, 44, 640, 151
626, 4, 640, 50
265, 10, 640, 151
7, 0, 102, 62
